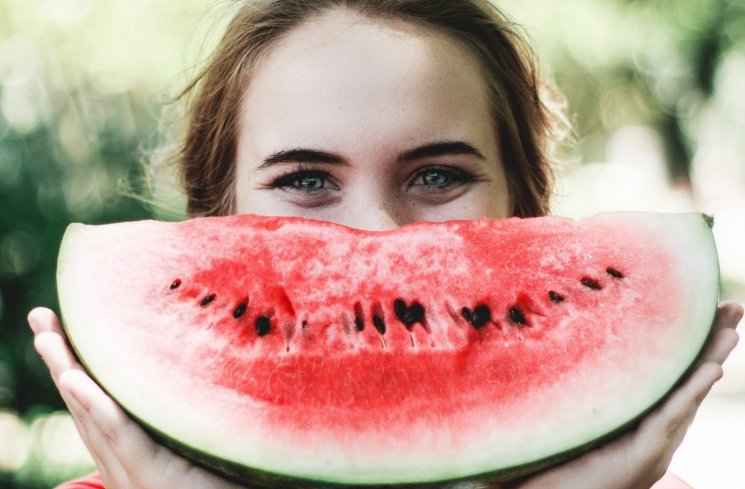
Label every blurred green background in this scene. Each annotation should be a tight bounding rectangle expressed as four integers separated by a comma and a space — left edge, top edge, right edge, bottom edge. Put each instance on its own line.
0, 0, 743, 487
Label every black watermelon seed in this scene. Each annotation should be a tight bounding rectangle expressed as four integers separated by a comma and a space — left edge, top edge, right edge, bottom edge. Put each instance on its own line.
233, 301, 248, 319
470, 305, 491, 329
200, 294, 216, 306
410, 303, 424, 322
372, 315, 386, 335
394, 299, 408, 320
606, 267, 624, 279
548, 291, 565, 303
255, 316, 271, 337
354, 315, 364, 332
461, 307, 472, 321
509, 307, 526, 325
354, 303, 365, 332
393, 298, 425, 327
169, 279, 181, 290
580, 277, 602, 290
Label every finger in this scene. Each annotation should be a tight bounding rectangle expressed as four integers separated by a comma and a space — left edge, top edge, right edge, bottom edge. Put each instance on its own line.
60, 383, 129, 486
696, 302, 742, 366
62, 371, 248, 489
33, 330, 84, 384
28, 307, 84, 387
715, 301, 744, 331
508, 431, 644, 489
61, 390, 108, 470
621, 363, 722, 484
60, 370, 136, 445
636, 362, 722, 450
698, 328, 739, 366
59, 370, 161, 477
27, 307, 65, 336
29, 312, 114, 478
30, 314, 127, 482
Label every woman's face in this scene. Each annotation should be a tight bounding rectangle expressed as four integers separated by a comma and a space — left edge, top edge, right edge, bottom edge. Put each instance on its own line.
235, 9, 510, 230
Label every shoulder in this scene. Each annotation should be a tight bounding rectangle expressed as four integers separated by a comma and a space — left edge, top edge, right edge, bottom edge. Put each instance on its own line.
54, 472, 105, 489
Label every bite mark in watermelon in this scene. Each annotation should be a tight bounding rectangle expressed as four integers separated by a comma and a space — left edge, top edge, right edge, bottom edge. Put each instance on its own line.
56, 212, 719, 486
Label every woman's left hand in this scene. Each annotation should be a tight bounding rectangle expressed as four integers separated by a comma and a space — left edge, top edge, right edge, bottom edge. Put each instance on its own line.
509, 300, 742, 489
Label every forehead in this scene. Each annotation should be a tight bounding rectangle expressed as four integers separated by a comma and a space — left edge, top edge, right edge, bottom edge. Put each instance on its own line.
240, 8, 495, 156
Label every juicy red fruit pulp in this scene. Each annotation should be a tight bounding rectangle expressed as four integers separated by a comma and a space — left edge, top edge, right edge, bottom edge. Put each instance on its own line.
150, 216, 674, 434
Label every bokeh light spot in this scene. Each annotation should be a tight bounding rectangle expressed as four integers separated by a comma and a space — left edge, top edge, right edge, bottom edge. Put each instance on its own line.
57, 107, 92, 164
1, 87, 41, 133
29, 411, 93, 468
0, 231, 41, 277
714, 53, 745, 118
0, 410, 30, 472
0, 147, 22, 190
0, 36, 40, 89
43, 0, 94, 30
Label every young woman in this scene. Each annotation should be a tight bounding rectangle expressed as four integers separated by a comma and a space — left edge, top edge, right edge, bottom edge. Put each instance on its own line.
28, 1, 742, 488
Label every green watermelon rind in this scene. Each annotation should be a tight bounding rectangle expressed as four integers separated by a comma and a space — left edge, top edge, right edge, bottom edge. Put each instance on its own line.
56, 212, 720, 487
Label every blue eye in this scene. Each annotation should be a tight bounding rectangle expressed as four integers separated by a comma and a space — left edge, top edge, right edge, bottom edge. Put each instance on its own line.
422, 169, 449, 188
272, 169, 335, 193
296, 175, 324, 190
412, 166, 472, 190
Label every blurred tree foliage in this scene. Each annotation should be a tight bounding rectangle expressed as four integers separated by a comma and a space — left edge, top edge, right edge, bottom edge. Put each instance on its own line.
0, 86, 155, 487
0, 0, 743, 487
508, 0, 745, 181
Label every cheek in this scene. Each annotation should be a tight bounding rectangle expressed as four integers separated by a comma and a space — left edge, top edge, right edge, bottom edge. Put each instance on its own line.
234, 178, 279, 216
409, 183, 511, 223
457, 183, 510, 219
234, 176, 255, 214
452, 168, 511, 220
235, 191, 296, 217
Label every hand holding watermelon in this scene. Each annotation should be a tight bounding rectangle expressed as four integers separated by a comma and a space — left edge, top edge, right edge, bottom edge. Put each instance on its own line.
28, 307, 250, 489
27, 302, 742, 488
508, 301, 742, 489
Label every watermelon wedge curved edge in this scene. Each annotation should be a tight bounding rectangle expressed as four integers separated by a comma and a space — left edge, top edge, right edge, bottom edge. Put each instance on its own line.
56, 212, 719, 487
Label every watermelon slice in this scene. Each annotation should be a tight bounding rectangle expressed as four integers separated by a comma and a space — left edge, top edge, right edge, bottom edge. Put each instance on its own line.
56, 212, 719, 486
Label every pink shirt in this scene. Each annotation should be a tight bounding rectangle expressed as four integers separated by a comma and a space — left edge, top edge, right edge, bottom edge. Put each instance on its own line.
54, 473, 104, 489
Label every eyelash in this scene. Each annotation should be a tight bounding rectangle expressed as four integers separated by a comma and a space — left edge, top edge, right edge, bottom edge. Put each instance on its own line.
409, 165, 474, 190
267, 163, 475, 193
270, 164, 336, 193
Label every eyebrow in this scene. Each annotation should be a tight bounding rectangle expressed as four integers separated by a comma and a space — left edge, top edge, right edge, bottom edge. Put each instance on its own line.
258, 140, 486, 169
397, 141, 486, 162
259, 149, 346, 169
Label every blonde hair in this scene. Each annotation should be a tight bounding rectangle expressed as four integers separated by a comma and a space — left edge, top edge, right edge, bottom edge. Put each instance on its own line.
175, 0, 568, 217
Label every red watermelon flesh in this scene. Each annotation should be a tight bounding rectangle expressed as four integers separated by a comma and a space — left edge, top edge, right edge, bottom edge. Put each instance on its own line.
56, 212, 719, 485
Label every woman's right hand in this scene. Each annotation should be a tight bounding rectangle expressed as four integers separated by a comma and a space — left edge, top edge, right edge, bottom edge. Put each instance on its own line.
28, 307, 248, 489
